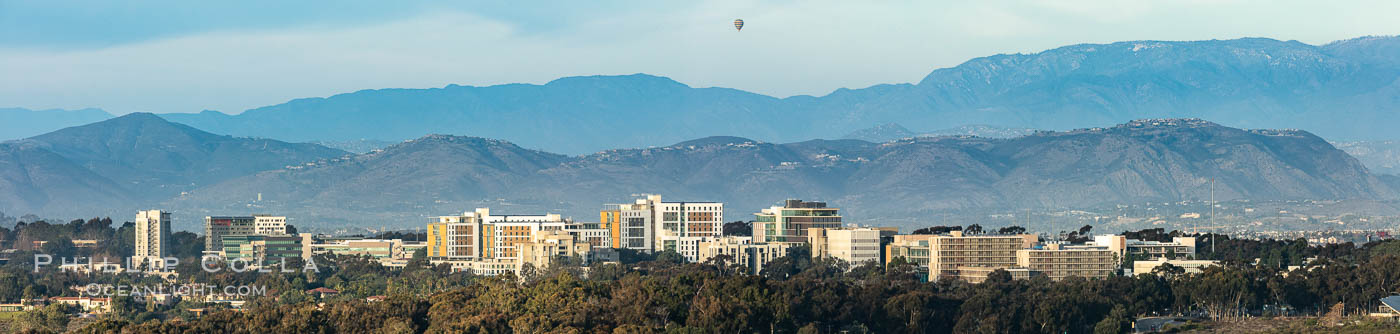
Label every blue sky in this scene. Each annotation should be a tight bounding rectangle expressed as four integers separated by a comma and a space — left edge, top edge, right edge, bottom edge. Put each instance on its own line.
3, 0, 1399, 114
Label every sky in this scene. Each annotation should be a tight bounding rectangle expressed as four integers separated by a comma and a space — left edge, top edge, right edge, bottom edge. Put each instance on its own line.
3, 0, 1400, 115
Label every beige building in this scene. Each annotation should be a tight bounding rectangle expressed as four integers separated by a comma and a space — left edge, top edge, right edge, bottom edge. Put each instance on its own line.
753, 199, 842, 243
696, 236, 794, 274
1016, 244, 1117, 281
927, 231, 1038, 281
134, 210, 170, 267
956, 266, 1034, 283
1133, 259, 1221, 276
425, 208, 572, 261
808, 227, 883, 266
518, 230, 595, 271
1093, 235, 1197, 260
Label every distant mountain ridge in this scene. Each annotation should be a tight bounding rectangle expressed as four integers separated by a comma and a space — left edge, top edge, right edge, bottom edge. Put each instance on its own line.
843, 123, 1041, 142
162, 118, 1395, 230
0, 113, 346, 219
155, 36, 1400, 154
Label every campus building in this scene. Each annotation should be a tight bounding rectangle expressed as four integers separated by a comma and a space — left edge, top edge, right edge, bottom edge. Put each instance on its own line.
752, 200, 842, 243
1092, 235, 1198, 260
808, 227, 884, 265
222, 235, 303, 265
926, 231, 1038, 282
204, 215, 288, 252
696, 236, 795, 274
133, 210, 171, 266
1015, 244, 1117, 281
602, 194, 724, 253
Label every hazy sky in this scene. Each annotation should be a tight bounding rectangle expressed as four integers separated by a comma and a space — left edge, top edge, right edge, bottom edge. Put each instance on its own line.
3, 0, 1399, 115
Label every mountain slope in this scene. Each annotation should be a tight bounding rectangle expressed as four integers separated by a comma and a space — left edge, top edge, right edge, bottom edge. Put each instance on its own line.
160, 36, 1400, 154
168, 119, 1395, 229
0, 113, 347, 219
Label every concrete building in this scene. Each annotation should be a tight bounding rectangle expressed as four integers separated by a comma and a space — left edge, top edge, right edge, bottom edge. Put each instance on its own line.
306, 238, 404, 259
222, 235, 302, 265
1016, 244, 1117, 281
602, 194, 723, 253
696, 236, 794, 274
956, 266, 1034, 283
133, 210, 170, 267
926, 231, 1038, 282
753, 199, 842, 243
426, 208, 574, 261
204, 215, 288, 252
518, 230, 613, 271
1093, 235, 1198, 260
808, 227, 883, 266
1132, 259, 1221, 276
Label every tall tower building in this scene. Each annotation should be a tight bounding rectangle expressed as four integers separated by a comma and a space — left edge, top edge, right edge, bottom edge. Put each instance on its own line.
134, 210, 171, 262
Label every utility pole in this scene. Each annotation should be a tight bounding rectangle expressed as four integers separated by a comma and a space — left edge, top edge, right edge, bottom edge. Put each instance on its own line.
1210, 178, 1216, 254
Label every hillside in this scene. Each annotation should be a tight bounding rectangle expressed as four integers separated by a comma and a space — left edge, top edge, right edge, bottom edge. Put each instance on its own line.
159, 36, 1400, 154
0, 113, 347, 219
166, 119, 1395, 229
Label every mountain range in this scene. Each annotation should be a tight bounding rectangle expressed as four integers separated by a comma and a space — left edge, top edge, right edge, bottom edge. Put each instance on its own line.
156, 118, 1394, 230
841, 123, 1041, 143
0, 113, 346, 220
116, 36, 1400, 156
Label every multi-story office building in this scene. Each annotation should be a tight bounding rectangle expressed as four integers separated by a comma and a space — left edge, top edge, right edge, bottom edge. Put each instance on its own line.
222, 235, 302, 265
518, 230, 608, 271
1015, 244, 1117, 281
956, 266, 1034, 283
753, 200, 842, 243
886, 234, 937, 268
602, 194, 723, 252
1132, 259, 1220, 276
696, 236, 794, 274
927, 231, 1038, 282
808, 227, 883, 266
1092, 235, 1198, 260
133, 210, 170, 266
426, 208, 572, 261
306, 238, 404, 259
204, 215, 288, 252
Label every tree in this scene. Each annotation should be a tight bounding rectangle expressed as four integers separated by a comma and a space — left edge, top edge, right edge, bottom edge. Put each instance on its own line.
912, 226, 960, 235
997, 226, 1027, 235
722, 221, 753, 236
965, 224, 984, 235
1093, 305, 1131, 334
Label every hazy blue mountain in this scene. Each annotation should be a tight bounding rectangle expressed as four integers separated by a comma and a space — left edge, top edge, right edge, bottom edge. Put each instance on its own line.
0, 113, 347, 219
0, 107, 112, 140
843, 123, 1041, 142
157, 36, 1400, 154
166, 119, 1394, 229
1334, 140, 1400, 175
311, 139, 399, 154
841, 123, 915, 142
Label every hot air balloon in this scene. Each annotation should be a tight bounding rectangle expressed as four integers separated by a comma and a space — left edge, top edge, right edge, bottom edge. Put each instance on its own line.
734, 19, 744, 31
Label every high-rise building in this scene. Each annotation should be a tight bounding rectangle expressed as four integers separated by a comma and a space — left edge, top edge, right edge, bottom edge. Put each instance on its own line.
752, 200, 841, 243
808, 227, 883, 266
603, 194, 723, 253
204, 214, 288, 252
134, 210, 171, 265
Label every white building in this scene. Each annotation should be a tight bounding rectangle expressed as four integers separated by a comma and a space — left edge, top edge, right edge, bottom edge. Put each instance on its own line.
696, 236, 795, 274
808, 227, 882, 266
602, 194, 723, 253
1092, 235, 1198, 260
134, 210, 170, 268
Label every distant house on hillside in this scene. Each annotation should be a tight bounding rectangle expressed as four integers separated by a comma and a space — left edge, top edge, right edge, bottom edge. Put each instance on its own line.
1371, 295, 1400, 321
305, 287, 339, 299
